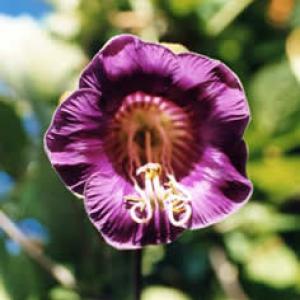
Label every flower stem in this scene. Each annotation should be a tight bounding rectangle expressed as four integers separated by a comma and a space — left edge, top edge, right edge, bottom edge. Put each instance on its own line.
133, 249, 142, 300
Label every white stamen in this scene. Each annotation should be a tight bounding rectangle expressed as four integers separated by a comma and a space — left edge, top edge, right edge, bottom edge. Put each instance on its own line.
166, 174, 191, 201
130, 200, 153, 224
124, 163, 192, 227
125, 183, 153, 224
166, 197, 192, 227
153, 175, 165, 200
145, 176, 155, 200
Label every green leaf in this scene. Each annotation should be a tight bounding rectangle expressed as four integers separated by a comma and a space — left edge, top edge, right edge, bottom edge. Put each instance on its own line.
247, 61, 300, 154
0, 98, 28, 178
0, 245, 46, 300
0, 278, 11, 300
249, 61, 300, 139
142, 245, 165, 276
248, 156, 300, 202
167, 0, 202, 16
142, 286, 191, 300
217, 202, 300, 235
245, 237, 299, 288
49, 287, 80, 300
160, 42, 189, 54
224, 232, 253, 262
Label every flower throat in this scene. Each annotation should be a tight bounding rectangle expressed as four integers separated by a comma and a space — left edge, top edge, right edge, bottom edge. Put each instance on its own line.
105, 91, 195, 227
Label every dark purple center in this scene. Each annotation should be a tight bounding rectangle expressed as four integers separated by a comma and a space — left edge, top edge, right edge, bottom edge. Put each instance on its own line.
104, 91, 198, 182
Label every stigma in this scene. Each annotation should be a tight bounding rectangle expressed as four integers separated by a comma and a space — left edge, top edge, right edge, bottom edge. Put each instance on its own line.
124, 162, 192, 227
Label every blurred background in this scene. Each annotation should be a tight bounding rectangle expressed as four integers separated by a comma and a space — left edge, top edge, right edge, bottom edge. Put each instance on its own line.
0, 0, 300, 299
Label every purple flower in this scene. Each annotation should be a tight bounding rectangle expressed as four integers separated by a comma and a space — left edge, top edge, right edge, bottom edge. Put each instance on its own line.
44, 35, 252, 249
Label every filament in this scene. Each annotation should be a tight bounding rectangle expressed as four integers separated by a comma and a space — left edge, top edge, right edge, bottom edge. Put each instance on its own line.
145, 130, 152, 163
155, 123, 173, 175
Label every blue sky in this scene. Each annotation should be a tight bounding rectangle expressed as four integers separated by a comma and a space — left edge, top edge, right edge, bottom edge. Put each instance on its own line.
0, 0, 51, 18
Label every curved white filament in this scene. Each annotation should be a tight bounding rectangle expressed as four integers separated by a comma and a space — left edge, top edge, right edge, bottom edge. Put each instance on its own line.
130, 197, 153, 224
165, 195, 192, 227
125, 182, 153, 224
152, 175, 165, 200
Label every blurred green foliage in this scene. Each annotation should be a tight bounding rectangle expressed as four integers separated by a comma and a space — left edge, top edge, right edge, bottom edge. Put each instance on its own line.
1, 0, 300, 299
0, 98, 28, 178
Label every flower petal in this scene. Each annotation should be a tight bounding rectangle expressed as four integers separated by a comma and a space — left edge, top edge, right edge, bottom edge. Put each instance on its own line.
44, 88, 106, 195
176, 53, 220, 89
173, 53, 250, 177
181, 146, 252, 229
79, 35, 179, 101
84, 160, 184, 250
79, 55, 103, 91
176, 53, 250, 125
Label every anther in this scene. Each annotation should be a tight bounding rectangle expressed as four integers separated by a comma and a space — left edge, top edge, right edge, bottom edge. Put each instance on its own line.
136, 162, 161, 179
